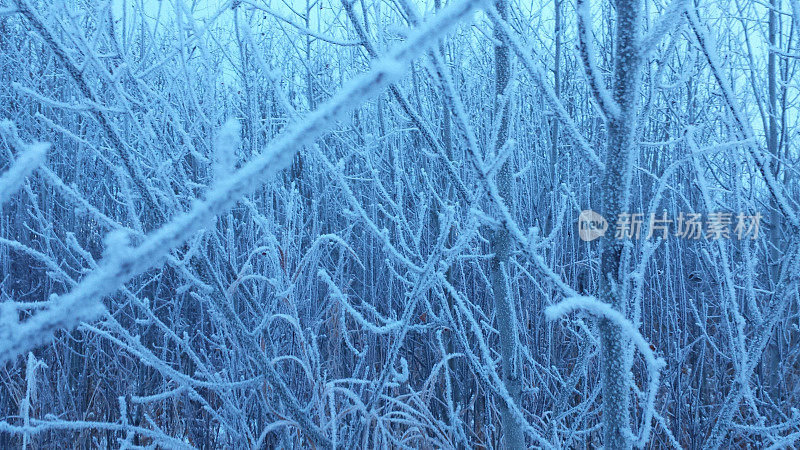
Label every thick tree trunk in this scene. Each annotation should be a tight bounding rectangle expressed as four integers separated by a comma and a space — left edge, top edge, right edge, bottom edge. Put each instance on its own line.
597, 0, 643, 447
765, 0, 783, 397
492, 0, 525, 447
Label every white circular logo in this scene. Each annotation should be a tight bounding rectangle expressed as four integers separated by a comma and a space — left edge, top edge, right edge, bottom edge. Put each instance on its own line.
578, 210, 607, 242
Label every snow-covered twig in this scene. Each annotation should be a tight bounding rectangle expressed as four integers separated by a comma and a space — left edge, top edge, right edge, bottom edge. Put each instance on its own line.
0, 0, 481, 366
485, 7, 605, 170
0, 121, 48, 205
639, 0, 689, 55
546, 296, 666, 447
575, 0, 621, 119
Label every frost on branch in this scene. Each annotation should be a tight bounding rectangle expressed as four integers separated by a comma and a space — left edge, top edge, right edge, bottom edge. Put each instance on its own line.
1, 0, 799, 447
546, 297, 666, 447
